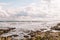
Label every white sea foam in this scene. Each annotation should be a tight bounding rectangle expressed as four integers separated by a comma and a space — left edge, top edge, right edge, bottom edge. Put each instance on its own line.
0, 21, 60, 40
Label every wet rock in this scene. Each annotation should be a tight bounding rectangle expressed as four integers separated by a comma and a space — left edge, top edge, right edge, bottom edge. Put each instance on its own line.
40, 29, 47, 31
51, 23, 60, 30
0, 27, 16, 35
10, 34, 18, 37
24, 35, 29, 38
57, 23, 60, 26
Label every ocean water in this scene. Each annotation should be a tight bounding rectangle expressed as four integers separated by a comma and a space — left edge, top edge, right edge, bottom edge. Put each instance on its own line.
0, 21, 58, 30
0, 21, 60, 39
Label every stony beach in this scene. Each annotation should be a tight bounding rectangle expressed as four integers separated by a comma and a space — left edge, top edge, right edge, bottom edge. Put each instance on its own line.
0, 23, 60, 40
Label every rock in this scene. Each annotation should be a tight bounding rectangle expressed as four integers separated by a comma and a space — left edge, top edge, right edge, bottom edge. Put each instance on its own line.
0, 27, 16, 35
10, 34, 18, 37
57, 23, 60, 26
24, 35, 29, 38
51, 23, 60, 30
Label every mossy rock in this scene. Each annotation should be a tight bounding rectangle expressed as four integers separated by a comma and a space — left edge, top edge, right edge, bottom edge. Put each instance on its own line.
35, 36, 41, 40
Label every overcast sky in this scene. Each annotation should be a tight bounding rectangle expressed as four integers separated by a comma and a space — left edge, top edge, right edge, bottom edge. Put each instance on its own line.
0, 0, 60, 21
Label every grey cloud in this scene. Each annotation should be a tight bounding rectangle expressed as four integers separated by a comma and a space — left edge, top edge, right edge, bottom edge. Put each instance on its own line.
15, 11, 28, 16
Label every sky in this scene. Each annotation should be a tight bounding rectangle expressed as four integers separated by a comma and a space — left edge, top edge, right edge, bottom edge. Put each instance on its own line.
0, 0, 60, 21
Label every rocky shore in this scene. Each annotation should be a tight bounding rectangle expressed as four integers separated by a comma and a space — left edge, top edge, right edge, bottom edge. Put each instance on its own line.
23, 23, 60, 40
0, 23, 60, 40
23, 31, 60, 40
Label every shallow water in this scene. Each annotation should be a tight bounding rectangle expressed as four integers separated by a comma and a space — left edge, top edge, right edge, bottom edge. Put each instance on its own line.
0, 21, 60, 40
0, 21, 57, 29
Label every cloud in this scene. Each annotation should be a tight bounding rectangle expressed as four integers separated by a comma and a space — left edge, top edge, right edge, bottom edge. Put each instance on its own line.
0, 3, 10, 17
6, 3, 47, 18
0, 0, 60, 21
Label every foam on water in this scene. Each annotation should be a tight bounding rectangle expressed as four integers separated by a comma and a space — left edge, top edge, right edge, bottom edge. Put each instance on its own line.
0, 21, 60, 40
0, 21, 59, 31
